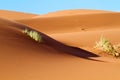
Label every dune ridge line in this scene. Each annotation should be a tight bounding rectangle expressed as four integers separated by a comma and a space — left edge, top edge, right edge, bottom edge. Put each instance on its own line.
0, 17, 99, 60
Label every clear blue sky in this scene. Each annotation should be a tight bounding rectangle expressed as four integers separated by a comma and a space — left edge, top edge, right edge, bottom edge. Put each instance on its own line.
0, 0, 120, 14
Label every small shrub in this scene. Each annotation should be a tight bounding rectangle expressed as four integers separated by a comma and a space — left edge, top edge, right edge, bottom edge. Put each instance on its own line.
95, 36, 120, 57
23, 28, 42, 42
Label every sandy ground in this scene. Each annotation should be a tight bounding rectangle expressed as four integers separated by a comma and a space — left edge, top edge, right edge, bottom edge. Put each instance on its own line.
1, 9, 120, 80
0, 10, 37, 20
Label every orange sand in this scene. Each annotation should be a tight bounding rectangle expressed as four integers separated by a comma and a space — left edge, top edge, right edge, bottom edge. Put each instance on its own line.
0, 10, 37, 20
1, 9, 120, 80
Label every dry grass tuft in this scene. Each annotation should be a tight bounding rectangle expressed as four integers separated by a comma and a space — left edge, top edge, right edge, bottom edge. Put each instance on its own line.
95, 36, 120, 57
23, 28, 42, 42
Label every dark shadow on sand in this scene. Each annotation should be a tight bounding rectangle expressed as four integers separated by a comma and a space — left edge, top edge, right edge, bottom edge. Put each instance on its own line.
0, 18, 101, 61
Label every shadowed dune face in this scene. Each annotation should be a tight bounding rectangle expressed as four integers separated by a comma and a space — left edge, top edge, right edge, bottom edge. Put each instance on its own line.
1, 10, 120, 80
0, 25, 68, 58
0, 18, 98, 59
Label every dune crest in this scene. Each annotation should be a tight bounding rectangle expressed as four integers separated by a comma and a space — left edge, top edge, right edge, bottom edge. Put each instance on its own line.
34, 9, 114, 17
0, 10, 38, 20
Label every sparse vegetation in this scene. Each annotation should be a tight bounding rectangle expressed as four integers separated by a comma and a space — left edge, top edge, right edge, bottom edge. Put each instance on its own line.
23, 28, 42, 42
95, 36, 120, 57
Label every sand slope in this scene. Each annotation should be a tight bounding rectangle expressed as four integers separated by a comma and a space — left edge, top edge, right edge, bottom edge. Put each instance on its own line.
34, 9, 113, 17
18, 10, 120, 47
18, 11, 120, 34
1, 10, 120, 80
0, 10, 37, 20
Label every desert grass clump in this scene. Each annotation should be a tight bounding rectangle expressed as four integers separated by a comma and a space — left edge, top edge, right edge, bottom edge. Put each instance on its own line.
23, 28, 42, 42
95, 36, 120, 57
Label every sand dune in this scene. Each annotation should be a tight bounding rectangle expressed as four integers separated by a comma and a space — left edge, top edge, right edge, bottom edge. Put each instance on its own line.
0, 10, 38, 20
18, 11, 120, 34
1, 10, 120, 80
34, 9, 113, 17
